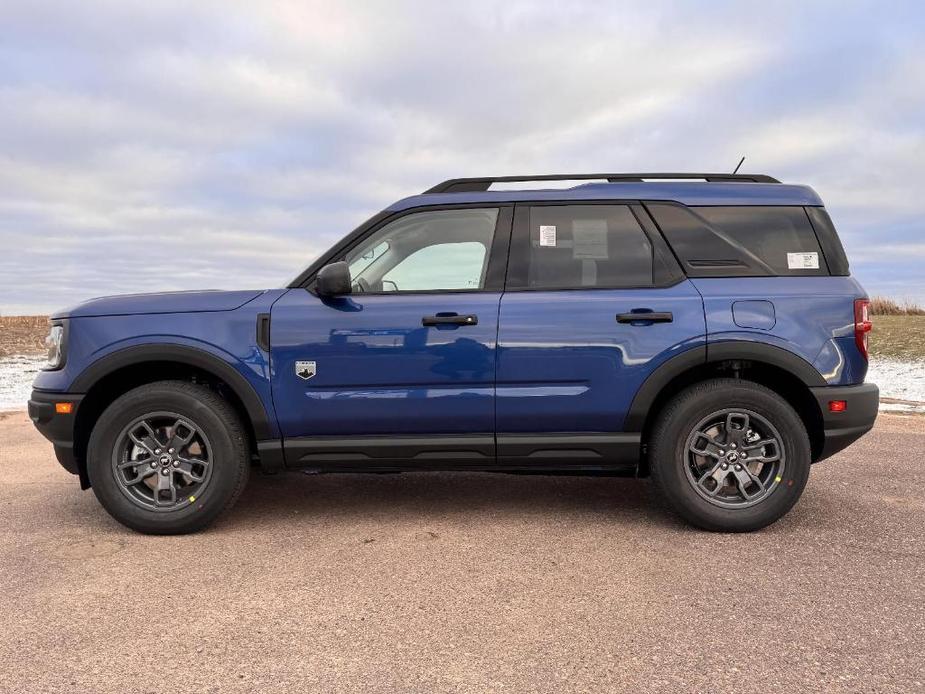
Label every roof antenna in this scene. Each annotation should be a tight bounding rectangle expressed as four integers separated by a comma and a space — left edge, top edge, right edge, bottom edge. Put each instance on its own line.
732, 156, 745, 175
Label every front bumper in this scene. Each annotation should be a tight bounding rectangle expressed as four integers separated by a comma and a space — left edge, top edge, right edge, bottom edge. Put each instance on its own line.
809, 382, 879, 462
28, 389, 84, 477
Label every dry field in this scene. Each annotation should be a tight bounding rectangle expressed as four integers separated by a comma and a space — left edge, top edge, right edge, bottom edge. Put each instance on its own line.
870, 315, 925, 361
0, 315, 47, 357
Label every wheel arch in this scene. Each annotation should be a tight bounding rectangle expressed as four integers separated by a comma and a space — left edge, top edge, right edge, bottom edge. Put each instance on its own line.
71, 345, 272, 485
628, 343, 827, 469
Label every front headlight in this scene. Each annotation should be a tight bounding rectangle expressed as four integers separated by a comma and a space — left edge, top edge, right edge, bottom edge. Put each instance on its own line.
44, 323, 66, 370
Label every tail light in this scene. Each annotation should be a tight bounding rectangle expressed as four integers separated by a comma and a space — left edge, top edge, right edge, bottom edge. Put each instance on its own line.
854, 299, 872, 360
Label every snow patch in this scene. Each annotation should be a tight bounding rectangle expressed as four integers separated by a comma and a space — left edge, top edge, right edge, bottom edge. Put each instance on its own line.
0, 355, 46, 410
866, 357, 925, 406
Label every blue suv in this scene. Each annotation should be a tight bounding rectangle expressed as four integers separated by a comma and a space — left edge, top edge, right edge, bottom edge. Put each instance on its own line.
29, 173, 879, 534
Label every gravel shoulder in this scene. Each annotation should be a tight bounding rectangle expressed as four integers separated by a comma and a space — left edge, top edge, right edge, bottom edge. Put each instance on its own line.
0, 410, 922, 693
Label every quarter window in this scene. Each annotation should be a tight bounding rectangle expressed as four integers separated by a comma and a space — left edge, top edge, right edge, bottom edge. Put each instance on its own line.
647, 204, 828, 277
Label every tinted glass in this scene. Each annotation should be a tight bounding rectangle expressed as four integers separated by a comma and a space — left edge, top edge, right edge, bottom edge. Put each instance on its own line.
514, 205, 653, 289
805, 206, 849, 275
345, 208, 498, 292
647, 204, 827, 277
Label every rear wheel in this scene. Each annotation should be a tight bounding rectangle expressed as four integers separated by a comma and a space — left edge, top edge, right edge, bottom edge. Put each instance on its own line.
87, 381, 250, 534
649, 378, 811, 532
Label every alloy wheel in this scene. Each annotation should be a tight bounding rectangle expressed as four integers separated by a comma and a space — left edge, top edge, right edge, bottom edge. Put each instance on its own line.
683, 408, 785, 509
111, 411, 213, 511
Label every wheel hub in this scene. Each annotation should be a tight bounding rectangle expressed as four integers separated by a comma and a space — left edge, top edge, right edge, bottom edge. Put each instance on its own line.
684, 408, 785, 509
112, 412, 213, 512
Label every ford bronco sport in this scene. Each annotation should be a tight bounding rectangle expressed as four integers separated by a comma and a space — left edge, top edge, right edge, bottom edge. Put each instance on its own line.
29, 173, 879, 534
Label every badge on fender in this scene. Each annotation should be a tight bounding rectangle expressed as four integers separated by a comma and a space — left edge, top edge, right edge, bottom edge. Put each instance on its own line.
295, 361, 317, 380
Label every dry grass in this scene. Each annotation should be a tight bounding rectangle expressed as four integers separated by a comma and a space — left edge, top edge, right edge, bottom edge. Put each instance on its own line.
869, 296, 925, 316
869, 315, 925, 361
0, 315, 48, 358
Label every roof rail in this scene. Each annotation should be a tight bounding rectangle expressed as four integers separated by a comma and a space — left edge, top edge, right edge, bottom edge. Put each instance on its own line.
424, 172, 781, 194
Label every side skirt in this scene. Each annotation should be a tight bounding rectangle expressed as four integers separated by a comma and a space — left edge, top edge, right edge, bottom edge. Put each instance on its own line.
272, 432, 641, 474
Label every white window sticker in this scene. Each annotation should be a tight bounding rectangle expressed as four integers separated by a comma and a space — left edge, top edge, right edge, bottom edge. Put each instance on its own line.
539, 225, 557, 247
787, 252, 819, 270
572, 219, 609, 260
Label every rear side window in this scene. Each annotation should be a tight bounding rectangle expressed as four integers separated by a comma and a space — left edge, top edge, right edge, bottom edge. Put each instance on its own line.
510, 204, 654, 289
647, 204, 828, 277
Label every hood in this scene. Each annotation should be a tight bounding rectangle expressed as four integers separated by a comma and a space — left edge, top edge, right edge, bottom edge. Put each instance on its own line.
52, 289, 268, 319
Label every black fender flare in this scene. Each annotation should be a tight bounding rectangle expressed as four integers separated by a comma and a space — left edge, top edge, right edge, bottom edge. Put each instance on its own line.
70, 344, 273, 440
624, 341, 826, 432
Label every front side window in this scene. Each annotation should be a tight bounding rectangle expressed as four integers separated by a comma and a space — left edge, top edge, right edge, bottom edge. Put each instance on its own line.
510, 204, 654, 289
345, 208, 499, 292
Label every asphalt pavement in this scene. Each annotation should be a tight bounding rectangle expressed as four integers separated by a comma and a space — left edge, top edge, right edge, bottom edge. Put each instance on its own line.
0, 410, 922, 693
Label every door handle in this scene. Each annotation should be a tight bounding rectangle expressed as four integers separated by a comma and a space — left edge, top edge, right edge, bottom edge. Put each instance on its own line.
616, 311, 673, 324
422, 313, 479, 327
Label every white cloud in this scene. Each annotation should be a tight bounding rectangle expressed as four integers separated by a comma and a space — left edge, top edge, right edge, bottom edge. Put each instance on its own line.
1, 0, 924, 313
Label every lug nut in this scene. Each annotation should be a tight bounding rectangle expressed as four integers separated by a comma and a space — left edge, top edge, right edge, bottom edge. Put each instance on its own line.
149, 461, 157, 468
718, 450, 726, 456
160, 468, 169, 475
730, 443, 737, 449
735, 464, 742, 471
169, 448, 175, 454
721, 463, 729, 469
173, 461, 180, 468
155, 449, 161, 454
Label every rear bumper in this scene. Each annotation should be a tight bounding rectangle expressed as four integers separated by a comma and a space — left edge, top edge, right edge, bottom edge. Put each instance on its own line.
28, 390, 84, 476
809, 382, 879, 462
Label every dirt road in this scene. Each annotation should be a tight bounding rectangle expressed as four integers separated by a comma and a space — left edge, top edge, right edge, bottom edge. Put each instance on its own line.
0, 410, 922, 693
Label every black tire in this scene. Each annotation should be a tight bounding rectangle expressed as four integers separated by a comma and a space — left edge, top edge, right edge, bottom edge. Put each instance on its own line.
87, 381, 250, 534
649, 378, 810, 532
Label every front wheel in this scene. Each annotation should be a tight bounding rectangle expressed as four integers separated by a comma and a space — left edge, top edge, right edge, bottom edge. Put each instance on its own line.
649, 378, 811, 532
87, 381, 250, 534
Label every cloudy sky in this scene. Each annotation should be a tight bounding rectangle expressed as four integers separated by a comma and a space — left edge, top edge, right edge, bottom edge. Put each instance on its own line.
1, 1, 923, 315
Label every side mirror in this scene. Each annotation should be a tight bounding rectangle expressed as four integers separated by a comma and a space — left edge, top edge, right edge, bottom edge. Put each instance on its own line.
315, 261, 352, 297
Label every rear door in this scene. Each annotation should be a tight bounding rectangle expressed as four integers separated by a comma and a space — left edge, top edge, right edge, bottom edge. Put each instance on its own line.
496, 202, 705, 466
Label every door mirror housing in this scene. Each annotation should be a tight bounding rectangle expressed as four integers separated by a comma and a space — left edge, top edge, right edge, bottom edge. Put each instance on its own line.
315, 261, 352, 297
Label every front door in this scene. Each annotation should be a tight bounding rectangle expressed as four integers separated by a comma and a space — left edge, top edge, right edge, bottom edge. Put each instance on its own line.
270, 206, 511, 468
